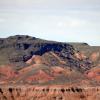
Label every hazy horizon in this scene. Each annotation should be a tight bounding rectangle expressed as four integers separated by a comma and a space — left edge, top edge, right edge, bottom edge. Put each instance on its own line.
0, 0, 100, 46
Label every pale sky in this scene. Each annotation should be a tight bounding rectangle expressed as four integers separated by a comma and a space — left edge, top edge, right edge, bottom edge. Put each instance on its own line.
0, 0, 100, 46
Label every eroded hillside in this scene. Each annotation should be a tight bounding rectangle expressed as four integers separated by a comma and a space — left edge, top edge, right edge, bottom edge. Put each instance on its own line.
0, 35, 100, 100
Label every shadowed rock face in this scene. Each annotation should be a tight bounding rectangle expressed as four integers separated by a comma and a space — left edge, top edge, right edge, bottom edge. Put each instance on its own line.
0, 86, 100, 100
0, 35, 74, 62
0, 35, 93, 72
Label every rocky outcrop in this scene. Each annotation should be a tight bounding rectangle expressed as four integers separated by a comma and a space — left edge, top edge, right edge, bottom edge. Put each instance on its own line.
0, 35, 74, 62
0, 35, 93, 72
0, 86, 100, 100
0, 35, 100, 85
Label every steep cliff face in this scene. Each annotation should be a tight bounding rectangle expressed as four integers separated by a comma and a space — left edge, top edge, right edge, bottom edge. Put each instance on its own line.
0, 86, 100, 100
